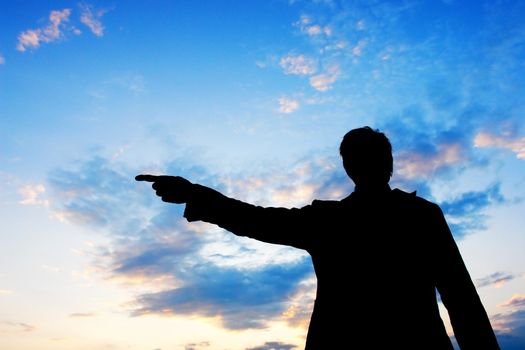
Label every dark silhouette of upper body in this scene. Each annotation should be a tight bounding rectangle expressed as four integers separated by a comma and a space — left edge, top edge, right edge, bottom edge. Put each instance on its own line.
136, 127, 500, 349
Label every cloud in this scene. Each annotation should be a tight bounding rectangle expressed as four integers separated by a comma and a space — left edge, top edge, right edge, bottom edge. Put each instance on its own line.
279, 54, 317, 75
395, 143, 466, 180
17, 8, 72, 52
476, 272, 516, 289
278, 97, 300, 114
439, 184, 504, 237
185, 342, 210, 350
246, 342, 298, 350
79, 3, 108, 37
351, 39, 367, 56
499, 295, 525, 309
48, 155, 315, 330
381, 108, 485, 181
309, 65, 340, 91
279, 276, 315, 328
47, 142, 507, 333
295, 14, 331, 37
131, 259, 313, 329
0, 289, 13, 296
69, 312, 97, 318
16, 4, 108, 52
439, 184, 504, 217
0, 54, 5, 65
0, 321, 36, 333
18, 184, 49, 207
48, 156, 157, 230
492, 308, 525, 349
474, 132, 525, 159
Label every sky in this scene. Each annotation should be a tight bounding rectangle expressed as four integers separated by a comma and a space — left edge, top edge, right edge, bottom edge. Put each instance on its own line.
1, 0, 525, 349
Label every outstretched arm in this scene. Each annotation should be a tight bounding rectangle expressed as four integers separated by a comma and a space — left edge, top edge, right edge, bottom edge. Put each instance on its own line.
136, 174, 316, 249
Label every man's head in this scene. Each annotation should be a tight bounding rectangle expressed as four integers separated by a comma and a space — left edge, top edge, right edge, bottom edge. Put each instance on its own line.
340, 126, 393, 186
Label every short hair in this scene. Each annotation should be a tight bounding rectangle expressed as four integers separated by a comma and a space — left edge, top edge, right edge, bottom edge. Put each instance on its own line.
339, 126, 393, 183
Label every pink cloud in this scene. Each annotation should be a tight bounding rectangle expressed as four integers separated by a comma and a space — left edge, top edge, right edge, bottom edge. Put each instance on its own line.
396, 143, 465, 179
279, 54, 317, 75
498, 294, 525, 308
278, 97, 300, 114
474, 132, 525, 159
16, 8, 71, 52
79, 3, 108, 37
309, 65, 340, 91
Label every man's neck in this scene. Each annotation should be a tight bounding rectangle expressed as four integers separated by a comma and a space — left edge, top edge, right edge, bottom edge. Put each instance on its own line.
354, 183, 391, 195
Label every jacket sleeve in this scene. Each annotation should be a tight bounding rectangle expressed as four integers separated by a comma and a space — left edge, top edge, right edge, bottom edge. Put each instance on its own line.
432, 204, 500, 350
183, 184, 317, 250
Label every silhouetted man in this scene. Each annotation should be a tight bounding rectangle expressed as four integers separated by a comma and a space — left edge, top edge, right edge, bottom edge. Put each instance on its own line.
137, 127, 500, 349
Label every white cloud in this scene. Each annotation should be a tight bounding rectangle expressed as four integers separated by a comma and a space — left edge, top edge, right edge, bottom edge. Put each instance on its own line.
474, 132, 525, 159
356, 19, 366, 30
298, 14, 311, 26
296, 14, 331, 37
18, 184, 49, 207
306, 25, 322, 36
352, 39, 367, 56
79, 3, 107, 37
278, 97, 300, 114
255, 60, 266, 68
309, 65, 340, 91
16, 8, 71, 52
0, 54, 5, 65
279, 54, 317, 75
0, 289, 13, 295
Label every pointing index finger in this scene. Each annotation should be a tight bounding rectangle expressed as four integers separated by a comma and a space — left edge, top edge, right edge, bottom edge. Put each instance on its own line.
135, 174, 160, 182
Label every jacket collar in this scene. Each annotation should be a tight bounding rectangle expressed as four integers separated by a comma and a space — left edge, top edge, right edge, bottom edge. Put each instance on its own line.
353, 183, 392, 196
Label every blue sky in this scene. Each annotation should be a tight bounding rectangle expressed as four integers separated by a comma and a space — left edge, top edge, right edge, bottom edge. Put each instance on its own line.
1, 1, 525, 349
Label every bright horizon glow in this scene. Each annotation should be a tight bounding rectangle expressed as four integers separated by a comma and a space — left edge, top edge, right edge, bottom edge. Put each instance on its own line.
1, 1, 524, 349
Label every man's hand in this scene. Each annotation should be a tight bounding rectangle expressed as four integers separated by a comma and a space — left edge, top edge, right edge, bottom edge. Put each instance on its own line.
135, 174, 193, 204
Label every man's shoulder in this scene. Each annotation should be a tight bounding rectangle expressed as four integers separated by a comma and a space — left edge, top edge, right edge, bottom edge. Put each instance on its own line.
392, 188, 441, 211
310, 198, 342, 209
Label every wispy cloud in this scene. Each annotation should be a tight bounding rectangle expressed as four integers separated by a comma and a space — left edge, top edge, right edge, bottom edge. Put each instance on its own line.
476, 272, 516, 288
48, 155, 314, 330
47, 131, 508, 331
185, 342, 210, 350
499, 295, 525, 309
439, 184, 504, 237
0, 321, 36, 333
278, 97, 300, 114
68, 312, 97, 318
351, 39, 367, 57
0, 289, 14, 296
492, 294, 525, 348
246, 342, 298, 350
18, 184, 49, 207
295, 14, 331, 38
475, 132, 525, 159
279, 54, 317, 75
0, 54, 5, 65
396, 143, 465, 179
16, 4, 108, 52
17, 8, 72, 52
132, 259, 313, 329
309, 65, 340, 91
79, 3, 108, 37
